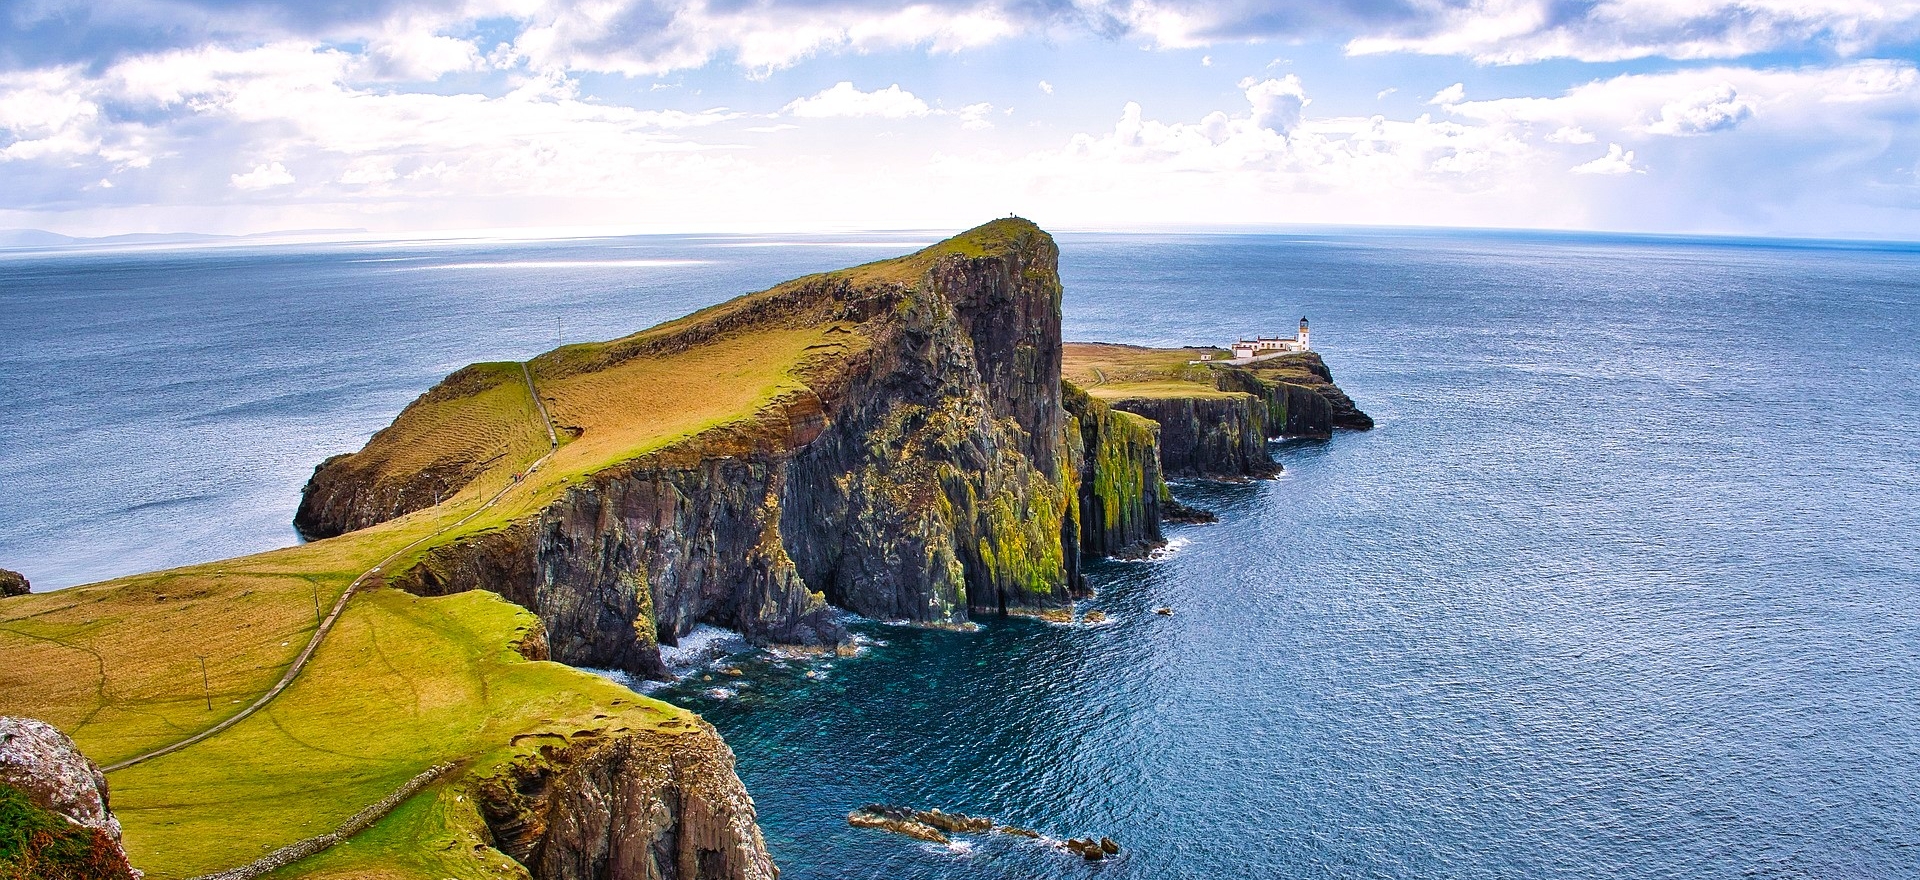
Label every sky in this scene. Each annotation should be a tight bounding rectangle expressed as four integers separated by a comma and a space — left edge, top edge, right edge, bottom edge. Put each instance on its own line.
3, 0, 1920, 239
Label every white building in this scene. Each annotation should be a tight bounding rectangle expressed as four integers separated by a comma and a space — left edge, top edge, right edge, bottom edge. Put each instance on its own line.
1229, 317, 1311, 360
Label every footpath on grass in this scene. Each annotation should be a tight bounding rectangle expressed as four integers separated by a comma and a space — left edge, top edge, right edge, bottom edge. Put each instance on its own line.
104, 363, 559, 773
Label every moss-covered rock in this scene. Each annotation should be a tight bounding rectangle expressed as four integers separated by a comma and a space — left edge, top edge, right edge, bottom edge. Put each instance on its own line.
0, 718, 138, 880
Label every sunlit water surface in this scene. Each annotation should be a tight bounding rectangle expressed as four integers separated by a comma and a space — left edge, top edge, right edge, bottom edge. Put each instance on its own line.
4, 229, 1918, 878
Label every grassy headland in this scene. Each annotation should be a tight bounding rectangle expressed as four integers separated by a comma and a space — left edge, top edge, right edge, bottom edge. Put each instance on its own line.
0, 224, 1047, 878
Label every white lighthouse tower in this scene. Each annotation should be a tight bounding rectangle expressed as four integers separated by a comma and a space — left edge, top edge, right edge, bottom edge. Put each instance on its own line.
1297, 317, 1310, 351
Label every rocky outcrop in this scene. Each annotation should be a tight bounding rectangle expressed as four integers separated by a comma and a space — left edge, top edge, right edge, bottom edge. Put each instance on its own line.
0, 570, 26, 598
0, 717, 140, 880
1103, 393, 1278, 480
476, 719, 776, 880
1217, 351, 1374, 438
1063, 383, 1165, 559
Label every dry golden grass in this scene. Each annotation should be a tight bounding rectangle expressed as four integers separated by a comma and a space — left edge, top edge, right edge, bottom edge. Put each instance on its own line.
536, 326, 835, 476
1063, 342, 1238, 400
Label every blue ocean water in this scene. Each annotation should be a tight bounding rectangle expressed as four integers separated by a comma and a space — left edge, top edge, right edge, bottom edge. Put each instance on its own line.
4, 229, 1919, 878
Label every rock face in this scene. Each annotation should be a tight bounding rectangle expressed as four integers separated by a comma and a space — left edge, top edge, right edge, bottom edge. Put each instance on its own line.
1099, 351, 1372, 479
1217, 351, 1374, 438
0, 570, 26, 598
1063, 384, 1166, 559
1103, 393, 1278, 480
476, 720, 776, 880
0, 717, 140, 880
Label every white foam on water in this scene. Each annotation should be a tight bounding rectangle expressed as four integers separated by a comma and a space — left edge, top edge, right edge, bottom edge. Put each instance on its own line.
1117, 536, 1191, 564
659, 624, 749, 672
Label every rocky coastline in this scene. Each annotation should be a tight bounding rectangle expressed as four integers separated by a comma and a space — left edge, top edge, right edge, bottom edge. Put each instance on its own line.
277, 219, 1369, 879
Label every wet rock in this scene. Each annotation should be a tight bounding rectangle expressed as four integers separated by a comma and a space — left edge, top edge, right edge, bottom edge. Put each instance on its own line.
995, 825, 1040, 838
0, 569, 27, 597
0, 716, 141, 879
1081, 610, 1108, 625
1153, 607, 1172, 616
1100, 836, 1120, 854
1161, 497, 1217, 524
846, 806, 949, 844
1064, 837, 1109, 861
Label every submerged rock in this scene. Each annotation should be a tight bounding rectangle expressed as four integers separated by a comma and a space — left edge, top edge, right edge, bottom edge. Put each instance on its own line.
849, 804, 1119, 864
0, 717, 141, 880
0, 569, 27, 597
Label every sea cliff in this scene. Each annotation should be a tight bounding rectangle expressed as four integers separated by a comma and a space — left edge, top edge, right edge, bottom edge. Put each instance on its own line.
1063, 343, 1372, 479
306, 219, 1160, 677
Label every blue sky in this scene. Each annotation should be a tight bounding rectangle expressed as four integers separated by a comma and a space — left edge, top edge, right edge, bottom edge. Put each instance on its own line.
4, 0, 1920, 239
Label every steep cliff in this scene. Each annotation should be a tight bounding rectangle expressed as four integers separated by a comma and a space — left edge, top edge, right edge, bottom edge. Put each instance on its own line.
322, 219, 1080, 676
1062, 343, 1371, 477
0, 717, 140, 880
475, 716, 776, 880
1063, 383, 1165, 558
1100, 392, 1278, 480
1220, 351, 1375, 438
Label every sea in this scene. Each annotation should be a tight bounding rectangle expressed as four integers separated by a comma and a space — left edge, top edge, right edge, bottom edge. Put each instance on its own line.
3, 228, 1918, 879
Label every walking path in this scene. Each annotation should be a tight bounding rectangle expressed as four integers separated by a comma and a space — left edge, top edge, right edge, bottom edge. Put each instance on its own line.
105, 363, 559, 773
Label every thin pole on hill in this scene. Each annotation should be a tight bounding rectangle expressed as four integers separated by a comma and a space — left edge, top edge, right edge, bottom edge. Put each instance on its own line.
311, 581, 321, 627
198, 656, 211, 711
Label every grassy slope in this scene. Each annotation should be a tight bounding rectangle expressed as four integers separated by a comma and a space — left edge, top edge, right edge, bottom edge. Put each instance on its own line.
1062, 342, 1240, 400
0, 222, 1032, 879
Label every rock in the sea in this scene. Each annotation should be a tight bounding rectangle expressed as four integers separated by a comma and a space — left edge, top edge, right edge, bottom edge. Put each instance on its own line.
0, 569, 27, 597
1082, 610, 1108, 625
846, 805, 951, 844
1153, 607, 1173, 616
0, 717, 141, 880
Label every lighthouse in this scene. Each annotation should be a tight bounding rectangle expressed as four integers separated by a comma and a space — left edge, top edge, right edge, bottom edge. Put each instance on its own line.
1297, 317, 1310, 351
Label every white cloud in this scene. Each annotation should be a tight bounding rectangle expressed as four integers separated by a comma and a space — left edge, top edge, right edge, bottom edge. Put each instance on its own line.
511, 2, 1024, 77
1346, 0, 1920, 64
1039, 80, 1054, 95
1430, 82, 1465, 105
360, 27, 485, 81
957, 102, 995, 130
1377, 87, 1398, 100
1571, 143, 1640, 174
784, 82, 931, 118
1647, 84, 1754, 135
1243, 75, 1309, 135
231, 161, 295, 189
1545, 125, 1595, 144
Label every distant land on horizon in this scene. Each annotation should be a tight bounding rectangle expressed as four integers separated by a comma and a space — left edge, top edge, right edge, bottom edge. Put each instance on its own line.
9, 223, 1920, 254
